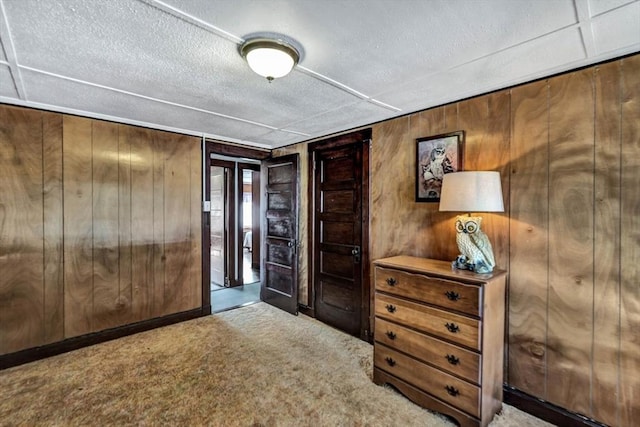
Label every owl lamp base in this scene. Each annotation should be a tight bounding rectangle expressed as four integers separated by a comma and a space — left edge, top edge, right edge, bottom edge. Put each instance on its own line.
452, 254, 494, 274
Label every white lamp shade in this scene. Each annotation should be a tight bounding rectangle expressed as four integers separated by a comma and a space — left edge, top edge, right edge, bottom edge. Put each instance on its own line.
439, 171, 504, 212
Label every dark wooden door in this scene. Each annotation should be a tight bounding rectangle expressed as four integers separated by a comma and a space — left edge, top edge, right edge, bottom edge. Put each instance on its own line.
261, 154, 299, 315
313, 143, 364, 336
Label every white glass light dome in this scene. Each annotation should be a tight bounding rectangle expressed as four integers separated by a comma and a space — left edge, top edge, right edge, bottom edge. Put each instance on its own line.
241, 38, 299, 81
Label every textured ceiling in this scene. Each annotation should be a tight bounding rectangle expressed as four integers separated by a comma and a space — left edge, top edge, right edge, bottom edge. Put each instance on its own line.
0, 0, 638, 149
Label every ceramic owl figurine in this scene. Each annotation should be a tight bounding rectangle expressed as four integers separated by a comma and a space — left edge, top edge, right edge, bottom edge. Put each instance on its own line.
453, 215, 496, 273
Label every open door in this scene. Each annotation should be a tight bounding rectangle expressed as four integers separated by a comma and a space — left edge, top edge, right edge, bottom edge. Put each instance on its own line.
261, 153, 299, 315
210, 160, 233, 289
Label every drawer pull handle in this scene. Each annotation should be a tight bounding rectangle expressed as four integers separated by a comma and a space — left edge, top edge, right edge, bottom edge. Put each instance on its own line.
386, 277, 397, 286
445, 385, 460, 397
385, 304, 396, 313
385, 357, 396, 367
385, 331, 397, 340
445, 291, 460, 301
445, 354, 460, 365
445, 322, 460, 333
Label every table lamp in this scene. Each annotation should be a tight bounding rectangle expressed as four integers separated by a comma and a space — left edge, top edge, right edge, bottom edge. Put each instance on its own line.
439, 171, 504, 273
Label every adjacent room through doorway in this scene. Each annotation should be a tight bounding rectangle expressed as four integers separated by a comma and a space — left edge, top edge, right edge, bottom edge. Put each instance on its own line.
208, 157, 261, 313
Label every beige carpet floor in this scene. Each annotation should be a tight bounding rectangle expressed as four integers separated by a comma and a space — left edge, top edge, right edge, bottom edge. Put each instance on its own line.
0, 303, 553, 426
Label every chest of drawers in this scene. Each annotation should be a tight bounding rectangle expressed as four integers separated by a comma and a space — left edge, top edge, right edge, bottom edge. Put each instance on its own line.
373, 256, 506, 427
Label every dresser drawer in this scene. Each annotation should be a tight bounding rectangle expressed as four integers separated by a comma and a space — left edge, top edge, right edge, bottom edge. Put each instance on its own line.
375, 266, 481, 316
375, 317, 481, 384
375, 344, 480, 418
375, 293, 480, 350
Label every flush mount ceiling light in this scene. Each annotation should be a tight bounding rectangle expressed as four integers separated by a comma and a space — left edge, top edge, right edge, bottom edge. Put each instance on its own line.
240, 38, 299, 82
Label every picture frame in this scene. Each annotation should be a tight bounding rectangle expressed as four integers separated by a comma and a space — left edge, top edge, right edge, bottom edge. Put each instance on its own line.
415, 130, 464, 202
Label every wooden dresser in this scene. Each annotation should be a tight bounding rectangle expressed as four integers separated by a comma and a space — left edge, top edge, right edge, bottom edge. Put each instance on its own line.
373, 256, 507, 427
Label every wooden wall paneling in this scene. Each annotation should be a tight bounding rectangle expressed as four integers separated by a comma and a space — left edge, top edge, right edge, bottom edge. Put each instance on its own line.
443, 103, 459, 132
152, 132, 166, 317
117, 124, 133, 325
619, 54, 640, 427
486, 92, 511, 271
162, 133, 194, 314
0, 106, 45, 354
91, 121, 121, 331
592, 61, 622, 426
42, 112, 64, 344
130, 127, 154, 321
457, 96, 487, 171
370, 117, 411, 262
408, 106, 445, 142
189, 137, 202, 309
508, 79, 550, 397
63, 116, 94, 338
546, 69, 595, 416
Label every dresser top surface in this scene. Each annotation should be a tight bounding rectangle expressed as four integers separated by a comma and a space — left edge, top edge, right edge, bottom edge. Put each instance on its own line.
373, 256, 507, 283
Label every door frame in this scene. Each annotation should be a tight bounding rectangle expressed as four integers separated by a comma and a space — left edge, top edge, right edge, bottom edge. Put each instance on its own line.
202, 141, 270, 315
306, 129, 372, 341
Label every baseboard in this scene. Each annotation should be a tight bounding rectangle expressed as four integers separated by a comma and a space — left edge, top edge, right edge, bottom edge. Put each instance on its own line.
503, 385, 607, 427
298, 304, 315, 317
1, 307, 205, 370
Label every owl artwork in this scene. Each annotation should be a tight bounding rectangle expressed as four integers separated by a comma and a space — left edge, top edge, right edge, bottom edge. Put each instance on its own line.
422, 144, 454, 184
454, 215, 496, 274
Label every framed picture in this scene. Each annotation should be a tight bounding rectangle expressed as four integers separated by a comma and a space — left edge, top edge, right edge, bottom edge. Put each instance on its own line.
415, 131, 464, 202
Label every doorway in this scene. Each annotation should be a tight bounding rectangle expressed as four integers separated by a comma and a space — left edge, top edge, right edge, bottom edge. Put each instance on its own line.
308, 130, 371, 340
205, 153, 263, 313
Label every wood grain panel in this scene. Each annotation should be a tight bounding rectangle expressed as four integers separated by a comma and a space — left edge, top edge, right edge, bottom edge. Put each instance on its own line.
458, 95, 489, 172
92, 121, 121, 331
444, 103, 459, 132
42, 112, 64, 344
370, 118, 412, 262
592, 61, 622, 426
547, 69, 594, 415
152, 132, 166, 317
189, 136, 202, 310
117, 124, 133, 325
619, 54, 640, 427
409, 106, 446, 142
508, 79, 549, 397
0, 106, 45, 354
63, 115, 94, 338
485, 92, 511, 272
130, 127, 155, 321
162, 133, 193, 314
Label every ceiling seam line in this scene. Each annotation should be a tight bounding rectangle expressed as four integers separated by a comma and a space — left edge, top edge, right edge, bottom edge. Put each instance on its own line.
0, 0, 26, 99
589, 0, 638, 19
19, 65, 282, 131
574, 0, 598, 57
140, 0, 243, 44
370, 21, 593, 102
